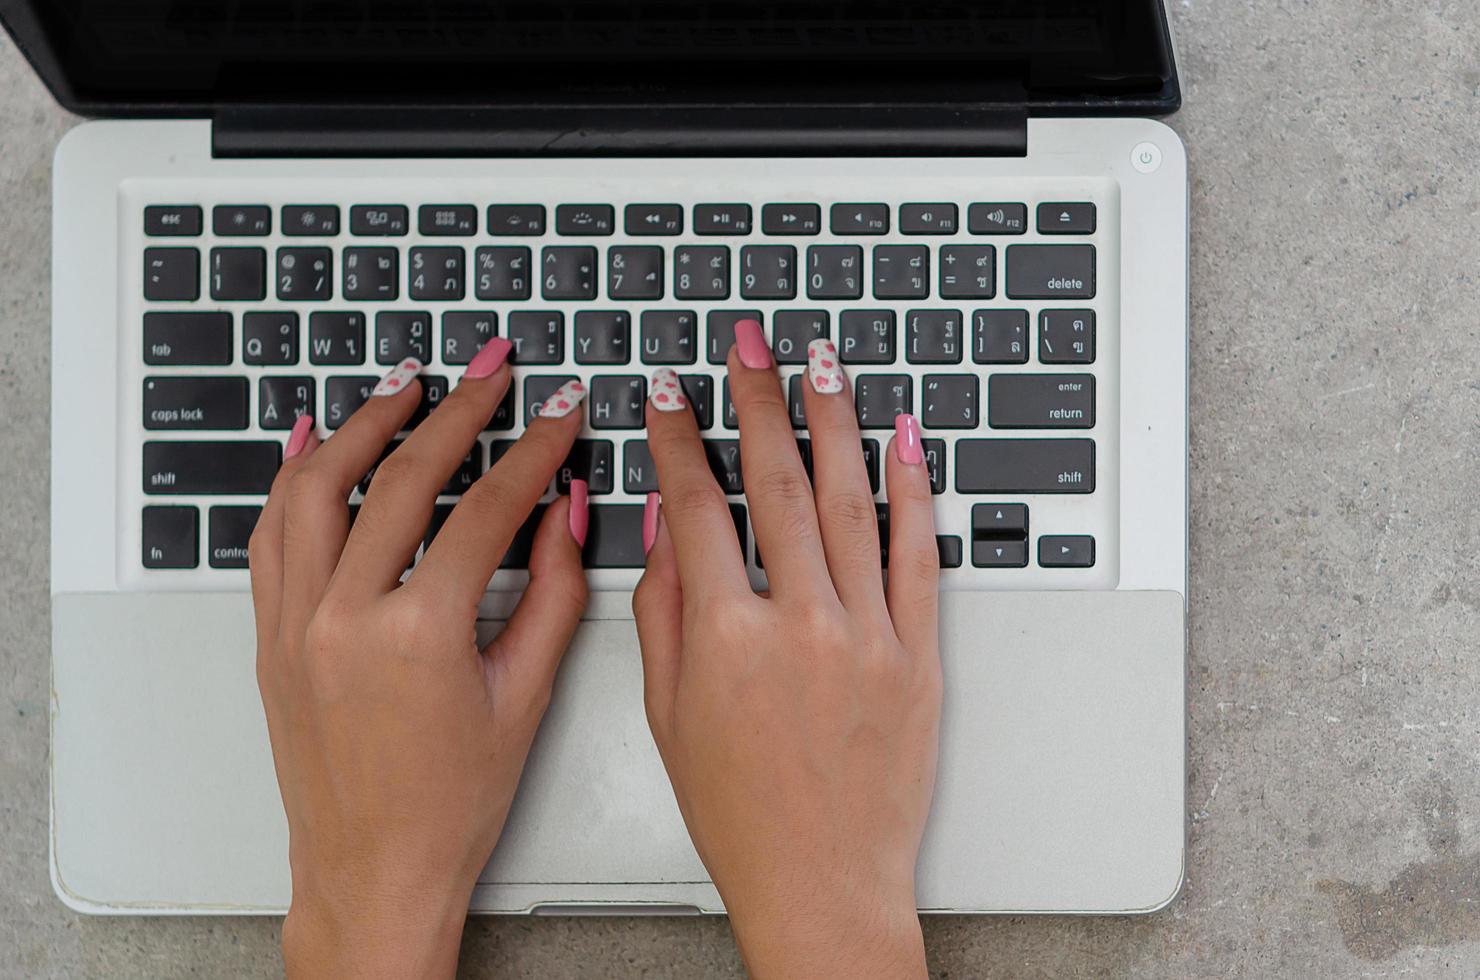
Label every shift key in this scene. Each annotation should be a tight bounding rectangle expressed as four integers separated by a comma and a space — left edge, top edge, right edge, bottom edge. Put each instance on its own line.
955, 439, 1095, 493
1005, 244, 1096, 299
143, 441, 281, 494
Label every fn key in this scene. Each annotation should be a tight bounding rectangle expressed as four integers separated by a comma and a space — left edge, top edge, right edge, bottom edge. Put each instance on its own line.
142, 506, 199, 568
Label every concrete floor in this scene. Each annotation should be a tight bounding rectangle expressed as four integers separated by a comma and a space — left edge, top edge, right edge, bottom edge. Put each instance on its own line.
3, 2, 1479, 976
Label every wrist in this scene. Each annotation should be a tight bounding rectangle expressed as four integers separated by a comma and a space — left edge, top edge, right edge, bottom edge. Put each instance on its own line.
283, 879, 472, 980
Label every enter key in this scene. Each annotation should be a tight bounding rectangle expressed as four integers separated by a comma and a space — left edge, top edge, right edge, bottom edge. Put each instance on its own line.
988, 374, 1096, 429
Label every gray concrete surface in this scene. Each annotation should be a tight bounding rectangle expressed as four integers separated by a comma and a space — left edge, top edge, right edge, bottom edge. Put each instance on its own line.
3, 1, 1479, 976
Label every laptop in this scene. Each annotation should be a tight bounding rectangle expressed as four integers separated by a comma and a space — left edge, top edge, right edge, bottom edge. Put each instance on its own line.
9, 0, 1188, 915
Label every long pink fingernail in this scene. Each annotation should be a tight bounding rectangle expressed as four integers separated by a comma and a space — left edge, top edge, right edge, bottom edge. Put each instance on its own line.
643, 492, 661, 554
284, 414, 315, 460
568, 479, 589, 547
806, 338, 845, 393
733, 318, 772, 369
461, 337, 512, 380
895, 413, 924, 465
372, 357, 422, 396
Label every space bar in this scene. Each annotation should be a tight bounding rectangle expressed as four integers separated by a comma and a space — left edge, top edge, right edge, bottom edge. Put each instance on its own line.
583, 504, 646, 568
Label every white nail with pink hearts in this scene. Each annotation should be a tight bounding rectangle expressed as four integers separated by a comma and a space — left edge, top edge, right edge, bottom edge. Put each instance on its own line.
806, 339, 846, 394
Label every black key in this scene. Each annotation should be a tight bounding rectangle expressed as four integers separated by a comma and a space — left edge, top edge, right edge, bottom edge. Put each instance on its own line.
474, 246, 532, 300
609, 246, 665, 300
854, 375, 912, 428
258, 376, 315, 430
524, 375, 579, 423
859, 439, 881, 493
921, 374, 978, 429
589, 375, 646, 429
324, 376, 378, 429
968, 202, 1028, 235
209, 247, 266, 301
795, 439, 814, 479
1006, 245, 1096, 300
499, 504, 548, 569
559, 439, 614, 494
704, 440, 744, 493
905, 310, 964, 364
542, 246, 598, 300
282, 205, 340, 237
694, 204, 752, 236
872, 246, 929, 299
674, 246, 730, 300
922, 438, 946, 494
989, 374, 1095, 429
1038, 310, 1096, 364
939, 245, 995, 299
350, 205, 409, 237
721, 377, 739, 430
409, 247, 465, 301
583, 504, 646, 567
208, 506, 261, 568
486, 388, 517, 431
142, 505, 199, 568
507, 312, 565, 364
806, 245, 864, 300
144, 312, 232, 366
144, 248, 200, 301
575, 312, 631, 365
343, 247, 399, 301
740, 245, 797, 300
625, 204, 683, 236
682, 375, 715, 429
772, 310, 829, 364
424, 503, 457, 550
875, 504, 891, 568
707, 310, 762, 364
217, 322, 280, 384
900, 203, 958, 235
955, 439, 1095, 493
308, 312, 366, 365
972, 310, 1029, 364
761, 203, 820, 235
640, 310, 698, 365
936, 535, 964, 569
839, 310, 895, 364
555, 204, 614, 236
419, 204, 477, 236
1039, 535, 1096, 567
1038, 203, 1097, 235
142, 441, 281, 495
375, 312, 432, 365
213, 205, 270, 237
143, 377, 248, 430
487, 204, 545, 237
973, 502, 1029, 537
730, 505, 749, 561
831, 203, 889, 235
787, 375, 808, 429
974, 537, 1028, 568
623, 440, 658, 494
441, 313, 498, 365
144, 206, 202, 237
407, 376, 450, 428
277, 247, 333, 301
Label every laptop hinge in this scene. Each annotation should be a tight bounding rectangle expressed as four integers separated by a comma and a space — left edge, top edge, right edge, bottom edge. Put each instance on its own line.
212, 105, 1028, 158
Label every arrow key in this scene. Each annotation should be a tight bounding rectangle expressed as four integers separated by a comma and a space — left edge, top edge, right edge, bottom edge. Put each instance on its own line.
1038, 535, 1095, 567
972, 537, 1028, 568
972, 502, 1028, 538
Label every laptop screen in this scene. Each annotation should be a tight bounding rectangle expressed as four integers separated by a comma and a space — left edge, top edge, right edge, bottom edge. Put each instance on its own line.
1, 0, 1177, 113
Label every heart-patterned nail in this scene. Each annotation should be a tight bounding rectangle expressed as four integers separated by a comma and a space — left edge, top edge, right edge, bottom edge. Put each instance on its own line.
649, 368, 688, 412
536, 379, 587, 419
372, 358, 423, 397
807, 339, 845, 394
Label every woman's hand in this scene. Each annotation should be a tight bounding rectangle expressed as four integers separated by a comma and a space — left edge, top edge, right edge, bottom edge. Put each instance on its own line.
634, 322, 941, 980
249, 343, 589, 979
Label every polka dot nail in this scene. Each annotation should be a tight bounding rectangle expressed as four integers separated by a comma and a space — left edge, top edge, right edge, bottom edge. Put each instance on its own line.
536, 379, 586, 419
807, 339, 845, 394
372, 358, 423, 397
649, 368, 688, 412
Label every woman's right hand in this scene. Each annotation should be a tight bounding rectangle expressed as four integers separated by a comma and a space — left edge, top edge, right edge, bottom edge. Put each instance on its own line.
633, 321, 941, 980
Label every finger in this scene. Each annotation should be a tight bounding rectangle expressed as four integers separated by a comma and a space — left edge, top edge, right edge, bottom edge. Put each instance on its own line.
248, 414, 320, 650
279, 362, 422, 635
883, 414, 939, 655
632, 493, 682, 729
334, 340, 513, 596
800, 338, 888, 616
644, 367, 749, 600
412, 379, 586, 613
725, 319, 830, 598
486, 494, 588, 719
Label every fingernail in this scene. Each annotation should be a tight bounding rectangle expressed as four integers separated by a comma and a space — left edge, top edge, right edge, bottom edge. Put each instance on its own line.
284, 414, 315, 460
568, 479, 589, 547
536, 379, 586, 419
806, 338, 845, 394
649, 368, 688, 412
461, 337, 512, 380
643, 492, 661, 555
733, 318, 772, 369
895, 413, 924, 465
372, 358, 422, 397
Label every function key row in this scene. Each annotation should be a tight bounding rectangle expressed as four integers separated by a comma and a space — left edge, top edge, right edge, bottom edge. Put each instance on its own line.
144, 202, 1097, 239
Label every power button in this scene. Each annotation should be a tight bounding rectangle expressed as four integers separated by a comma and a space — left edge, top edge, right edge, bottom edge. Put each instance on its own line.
1131, 142, 1162, 174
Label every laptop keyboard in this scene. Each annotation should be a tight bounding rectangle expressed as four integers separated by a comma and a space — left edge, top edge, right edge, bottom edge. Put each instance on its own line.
130, 179, 1117, 592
